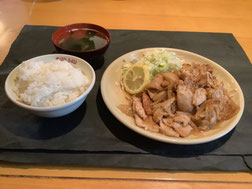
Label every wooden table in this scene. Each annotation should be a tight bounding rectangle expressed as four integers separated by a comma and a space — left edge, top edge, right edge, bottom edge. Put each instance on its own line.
0, 0, 251, 188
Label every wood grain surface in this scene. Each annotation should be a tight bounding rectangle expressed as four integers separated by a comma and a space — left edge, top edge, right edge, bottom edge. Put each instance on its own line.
0, 0, 251, 188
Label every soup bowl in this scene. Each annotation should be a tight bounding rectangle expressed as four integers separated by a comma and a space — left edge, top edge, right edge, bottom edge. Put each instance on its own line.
52, 23, 111, 62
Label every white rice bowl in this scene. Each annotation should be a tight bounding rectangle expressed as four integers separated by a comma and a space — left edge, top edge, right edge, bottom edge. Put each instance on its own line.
14, 60, 90, 107
5, 54, 95, 117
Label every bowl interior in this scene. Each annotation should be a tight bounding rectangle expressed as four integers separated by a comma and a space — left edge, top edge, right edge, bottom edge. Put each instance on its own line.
5, 54, 95, 110
52, 23, 111, 53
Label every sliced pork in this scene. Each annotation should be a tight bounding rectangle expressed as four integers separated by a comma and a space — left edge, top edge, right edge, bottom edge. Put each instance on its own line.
132, 96, 147, 120
176, 84, 194, 113
142, 92, 152, 115
193, 88, 207, 106
160, 119, 180, 137
134, 114, 159, 133
147, 74, 164, 91
125, 62, 239, 138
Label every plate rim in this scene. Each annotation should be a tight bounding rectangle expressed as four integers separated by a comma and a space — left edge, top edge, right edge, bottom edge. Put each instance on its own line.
101, 47, 245, 145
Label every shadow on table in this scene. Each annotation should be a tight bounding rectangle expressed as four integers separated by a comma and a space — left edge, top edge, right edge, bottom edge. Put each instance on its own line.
2, 101, 87, 140
96, 88, 233, 158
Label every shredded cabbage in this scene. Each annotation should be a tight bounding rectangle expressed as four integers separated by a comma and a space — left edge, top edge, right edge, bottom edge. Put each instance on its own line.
122, 49, 183, 79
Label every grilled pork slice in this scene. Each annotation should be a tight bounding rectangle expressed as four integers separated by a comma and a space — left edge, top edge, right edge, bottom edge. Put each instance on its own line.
162, 72, 179, 83
132, 96, 147, 120
193, 88, 207, 106
153, 107, 168, 123
147, 74, 164, 91
160, 119, 179, 137
142, 92, 152, 115
179, 63, 214, 85
147, 88, 159, 100
194, 99, 219, 129
152, 91, 167, 103
171, 122, 192, 138
173, 112, 191, 127
176, 84, 194, 113
134, 114, 159, 133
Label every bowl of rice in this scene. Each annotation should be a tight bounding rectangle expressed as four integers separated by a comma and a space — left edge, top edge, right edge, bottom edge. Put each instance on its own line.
5, 54, 95, 117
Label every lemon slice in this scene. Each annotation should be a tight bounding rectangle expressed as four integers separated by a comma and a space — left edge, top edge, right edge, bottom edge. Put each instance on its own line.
123, 64, 150, 94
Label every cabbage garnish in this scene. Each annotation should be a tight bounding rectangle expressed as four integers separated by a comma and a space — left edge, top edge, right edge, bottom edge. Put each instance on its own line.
122, 49, 183, 79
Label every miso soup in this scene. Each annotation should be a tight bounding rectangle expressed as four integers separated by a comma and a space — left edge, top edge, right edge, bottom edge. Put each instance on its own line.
59, 29, 108, 52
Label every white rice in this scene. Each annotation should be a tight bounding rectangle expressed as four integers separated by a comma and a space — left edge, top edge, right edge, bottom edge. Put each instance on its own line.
14, 60, 90, 107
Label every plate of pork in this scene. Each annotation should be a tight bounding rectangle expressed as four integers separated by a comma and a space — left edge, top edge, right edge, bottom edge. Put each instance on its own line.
101, 48, 244, 144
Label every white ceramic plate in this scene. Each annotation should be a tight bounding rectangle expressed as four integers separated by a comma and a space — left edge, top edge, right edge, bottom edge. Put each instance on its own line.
101, 48, 244, 145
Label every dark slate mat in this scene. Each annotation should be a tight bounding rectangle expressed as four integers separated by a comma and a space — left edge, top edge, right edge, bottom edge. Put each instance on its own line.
0, 25, 251, 171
